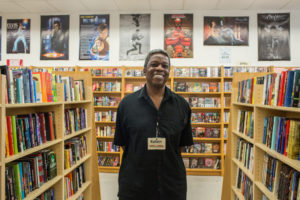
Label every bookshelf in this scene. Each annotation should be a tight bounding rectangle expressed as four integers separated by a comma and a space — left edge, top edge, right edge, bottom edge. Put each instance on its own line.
0, 71, 100, 200
222, 71, 300, 200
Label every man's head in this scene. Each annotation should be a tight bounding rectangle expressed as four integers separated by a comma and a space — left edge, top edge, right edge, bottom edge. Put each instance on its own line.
144, 49, 171, 89
53, 21, 61, 31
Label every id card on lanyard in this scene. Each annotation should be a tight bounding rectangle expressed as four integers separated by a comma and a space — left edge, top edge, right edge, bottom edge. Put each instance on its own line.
148, 122, 166, 150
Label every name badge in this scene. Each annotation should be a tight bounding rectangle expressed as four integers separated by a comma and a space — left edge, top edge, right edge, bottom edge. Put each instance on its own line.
148, 138, 166, 150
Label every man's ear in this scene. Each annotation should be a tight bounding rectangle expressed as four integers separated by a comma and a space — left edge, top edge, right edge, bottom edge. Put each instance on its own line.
143, 68, 146, 75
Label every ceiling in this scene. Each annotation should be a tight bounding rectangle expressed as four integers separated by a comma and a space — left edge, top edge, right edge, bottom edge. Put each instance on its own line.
0, 0, 299, 13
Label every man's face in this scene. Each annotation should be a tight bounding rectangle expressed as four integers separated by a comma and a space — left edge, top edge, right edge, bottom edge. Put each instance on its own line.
144, 53, 170, 88
54, 23, 59, 31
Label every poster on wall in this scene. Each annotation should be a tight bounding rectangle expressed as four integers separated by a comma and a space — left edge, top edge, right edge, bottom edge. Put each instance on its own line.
164, 14, 193, 58
257, 13, 290, 61
6, 19, 30, 54
0, 16, 2, 60
119, 14, 150, 61
40, 15, 69, 60
79, 15, 109, 60
203, 16, 249, 46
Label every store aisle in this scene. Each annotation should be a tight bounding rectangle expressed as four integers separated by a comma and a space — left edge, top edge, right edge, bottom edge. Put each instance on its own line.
99, 173, 223, 200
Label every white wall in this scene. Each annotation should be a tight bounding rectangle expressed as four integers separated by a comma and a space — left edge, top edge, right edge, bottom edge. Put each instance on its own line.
1, 10, 300, 67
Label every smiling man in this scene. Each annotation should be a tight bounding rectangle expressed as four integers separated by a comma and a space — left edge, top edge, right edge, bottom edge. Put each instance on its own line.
114, 49, 193, 200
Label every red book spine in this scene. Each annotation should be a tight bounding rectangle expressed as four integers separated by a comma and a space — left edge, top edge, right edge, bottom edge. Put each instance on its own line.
49, 112, 55, 140
283, 120, 290, 156
39, 113, 47, 143
6, 116, 14, 155
278, 71, 286, 106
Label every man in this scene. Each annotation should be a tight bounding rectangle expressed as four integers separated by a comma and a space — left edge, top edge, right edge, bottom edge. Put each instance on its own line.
51, 21, 65, 53
114, 49, 193, 200
12, 22, 28, 53
126, 29, 144, 56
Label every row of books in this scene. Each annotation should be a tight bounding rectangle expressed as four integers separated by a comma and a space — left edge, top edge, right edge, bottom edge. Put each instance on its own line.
236, 139, 254, 173
5, 150, 57, 200
95, 111, 117, 122
64, 136, 87, 170
96, 141, 120, 152
95, 126, 115, 137
236, 168, 253, 200
183, 142, 220, 154
261, 154, 278, 192
33, 67, 76, 72
94, 96, 121, 107
91, 68, 122, 77
35, 187, 55, 200
277, 163, 299, 200
174, 67, 220, 77
237, 76, 264, 104
184, 97, 220, 108
182, 157, 220, 169
263, 116, 299, 160
237, 110, 254, 139
191, 112, 220, 123
5, 112, 56, 157
98, 156, 120, 167
62, 77, 85, 102
1, 66, 59, 104
125, 83, 144, 92
64, 108, 88, 136
174, 82, 220, 92
92, 81, 121, 92
224, 96, 231, 107
224, 112, 230, 123
64, 164, 86, 199
223, 66, 270, 77
224, 82, 232, 92
262, 70, 300, 107
125, 69, 143, 77
192, 127, 220, 138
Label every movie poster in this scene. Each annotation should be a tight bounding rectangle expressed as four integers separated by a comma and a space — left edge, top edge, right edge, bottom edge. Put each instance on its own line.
258, 13, 290, 61
164, 14, 193, 58
40, 15, 69, 60
119, 14, 150, 61
79, 15, 109, 60
203, 16, 249, 46
6, 19, 30, 54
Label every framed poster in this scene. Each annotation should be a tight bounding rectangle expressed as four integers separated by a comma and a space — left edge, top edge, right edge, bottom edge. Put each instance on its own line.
204, 16, 249, 46
119, 14, 150, 61
258, 13, 290, 61
7, 19, 30, 54
79, 15, 109, 60
40, 15, 69, 60
164, 14, 193, 58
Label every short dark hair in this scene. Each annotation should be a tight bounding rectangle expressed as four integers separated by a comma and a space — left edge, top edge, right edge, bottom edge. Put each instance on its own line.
54, 21, 60, 27
144, 49, 170, 71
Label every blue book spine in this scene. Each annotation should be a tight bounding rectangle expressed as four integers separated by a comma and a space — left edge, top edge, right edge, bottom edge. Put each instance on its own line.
24, 118, 32, 149
16, 78, 22, 103
284, 71, 295, 107
280, 120, 286, 154
271, 117, 278, 150
263, 117, 268, 144
28, 69, 34, 103
19, 163, 25, 199
33, 80, 37, 103
22, 68, 31, 103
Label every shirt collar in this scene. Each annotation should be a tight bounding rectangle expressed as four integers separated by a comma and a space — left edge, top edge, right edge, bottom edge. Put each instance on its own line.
138, 84, 172, 101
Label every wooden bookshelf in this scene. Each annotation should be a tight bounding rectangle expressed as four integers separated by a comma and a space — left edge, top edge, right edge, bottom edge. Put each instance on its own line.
0, 72, 100, 200
222, 71, 300, 200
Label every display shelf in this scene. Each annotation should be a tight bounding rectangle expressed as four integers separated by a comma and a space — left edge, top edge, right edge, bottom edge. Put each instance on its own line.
95, 121, 116, 125
254, 181, 277, 200
232, 130, 254, 144
98, 166, 120, 173
124, 77, 146, 80
174, 77, 221, 80
64, 127, 92, 141
64, 154, 92, 176
5, 139, 62, 164
224, 92, 232, 95
64, 100, 92, 105
231, 186, 245, 200
193, 138, 222, 141
5, 102, 62, 108
23, 175, 62, 200
232, 102, 254, 108
66, 181, 91, 200
256, 104, 300, 112
232, 158, 254, 181
92, 76, 122, 80
97, 151, 120, 155
255, 143, 300, 172
182, 153, 222, 157
96, 136, 115, 140
94, 106, 118, 109
191, 107, 221, 111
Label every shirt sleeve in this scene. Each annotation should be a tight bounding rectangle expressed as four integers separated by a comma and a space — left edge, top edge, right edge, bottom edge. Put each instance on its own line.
113, 103, 127, 146
179, 102, 194, 147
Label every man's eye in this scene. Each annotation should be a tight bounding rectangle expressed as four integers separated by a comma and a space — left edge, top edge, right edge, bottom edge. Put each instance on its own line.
150, 63, 158, 67
162, 65, 169, 69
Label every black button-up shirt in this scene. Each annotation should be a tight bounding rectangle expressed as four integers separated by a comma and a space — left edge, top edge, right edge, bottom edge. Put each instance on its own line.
114, 85, 193, 200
